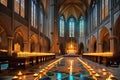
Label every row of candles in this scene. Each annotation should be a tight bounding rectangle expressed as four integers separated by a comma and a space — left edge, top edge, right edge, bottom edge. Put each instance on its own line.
83, 52, 113, 57
17, 52, 55, 57
77, 58, 116, 80
34, 57, 63, 80
12, 57, 63, 80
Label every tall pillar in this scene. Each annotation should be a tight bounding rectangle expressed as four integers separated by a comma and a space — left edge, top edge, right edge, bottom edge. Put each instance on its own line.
27, 0, 31, 52
98, 42, 102, 52
35, 44, 39, 52
110, 38, 115, 52
109, 0, 115, 53
24, 41, 29, 52
8, 36, 13, 56
96, 0, 100, 52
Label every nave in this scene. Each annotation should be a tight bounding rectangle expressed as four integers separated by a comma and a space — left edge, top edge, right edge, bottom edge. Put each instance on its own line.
0, 56, 120, 80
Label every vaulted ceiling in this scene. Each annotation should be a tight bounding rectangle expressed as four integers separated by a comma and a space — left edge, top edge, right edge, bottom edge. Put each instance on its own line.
56, 0, 92, 20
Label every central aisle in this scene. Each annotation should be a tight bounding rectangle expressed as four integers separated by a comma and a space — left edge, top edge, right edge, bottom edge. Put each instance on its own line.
40, 57, 93, 80
9, 56, 120, 80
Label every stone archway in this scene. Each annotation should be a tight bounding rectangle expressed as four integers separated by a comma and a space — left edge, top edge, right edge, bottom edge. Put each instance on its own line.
30, 34, 38, 52
14, 26, 28, 52
79, 42, 84, 55
13, 32, 24, 52
66, 40, 78, 54
87, 40, 89, 52
114, 16, 120, 55
0, 20, 12, 55
0, 25, 8, 50
99, 27, 110, 52
91, 36, 97, 52
39, 37, 44, 52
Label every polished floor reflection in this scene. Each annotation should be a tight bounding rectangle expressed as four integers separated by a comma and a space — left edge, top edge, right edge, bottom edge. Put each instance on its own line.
0, 56, 120, 80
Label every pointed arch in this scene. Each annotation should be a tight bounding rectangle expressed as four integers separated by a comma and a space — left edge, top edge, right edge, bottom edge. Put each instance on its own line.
30, 34, 38, 52
68, 17, 75, 37
99, 27, 110, 52
59, 15, 65, 37
79, 16, 85, 37
114, 16, 120, 54
91, 35, 97, 52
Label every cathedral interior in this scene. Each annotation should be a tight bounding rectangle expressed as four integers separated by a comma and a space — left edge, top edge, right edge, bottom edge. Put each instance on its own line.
0, 0, 120, 80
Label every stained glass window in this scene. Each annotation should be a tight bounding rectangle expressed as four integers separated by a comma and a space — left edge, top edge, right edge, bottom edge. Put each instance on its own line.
31, 1, 34, 26
31, 0, 37, 28
20, 0, 25, 17
14, 0, 20, 14
102, 0, 105, 20
40, 11, 43, 32
105, 0, 108, 17
14, 0, 25, 17
69, 18, 74, 37
101, 0, 108, 20
79, 17, 84, 37
0, 0, 7, 6
93, 5, 97, 28
59, 16, 64, 37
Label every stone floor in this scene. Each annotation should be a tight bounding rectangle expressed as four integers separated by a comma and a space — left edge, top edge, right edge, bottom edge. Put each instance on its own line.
0, 55, 120, 80
81, 57, 120, 80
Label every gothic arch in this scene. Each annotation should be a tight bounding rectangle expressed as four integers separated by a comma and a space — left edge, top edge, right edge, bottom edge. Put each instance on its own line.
79, 42, 84, 54
13, 26, 28, 51
87, 39, 90, 52
114, 16, 120, 54
91, 36, 97, 52
39, 37, 44, 52
13, 32, 24, 51
30, 34, 38, 52
99, 27, 110, 52
14, 26, 28, 41
0, 17, 11, 35
0, 25, 8, 50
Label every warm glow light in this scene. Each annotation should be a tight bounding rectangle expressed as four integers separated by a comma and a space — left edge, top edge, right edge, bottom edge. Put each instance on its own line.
23, 75, 26, 79
17, 52, 55, 57
38, 58, 63, 80
83, 52, 113, 57
13, 76, 18, 79
77, 58, 97, 79
94, 73, 100, 77
102, 68, 106, 72
18, 71, 22, 76
70, 44, 73, 48
103, 72, 107, 75
69, 60, 73, 75
33, 73, 38, 77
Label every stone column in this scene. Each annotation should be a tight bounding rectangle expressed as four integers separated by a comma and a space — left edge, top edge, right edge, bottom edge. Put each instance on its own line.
35, 43, 39, 52
23, 41, 29, 52
109, 0, 115, 54
96, 0, 100, 52
110, 37, 114, 52
8, 36, 14, 56
98, 42, 102, 52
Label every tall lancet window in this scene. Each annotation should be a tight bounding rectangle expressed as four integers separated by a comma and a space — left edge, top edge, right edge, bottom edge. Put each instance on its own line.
14, 0, 25, 17
31, 0, 37, 28
69, 18, 75, 37
59, 16, 64, 37
101, 0, 108, 20
79, 17, 85, 37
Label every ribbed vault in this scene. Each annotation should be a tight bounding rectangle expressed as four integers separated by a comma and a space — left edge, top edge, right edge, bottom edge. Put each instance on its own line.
56, 0, 92, 20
